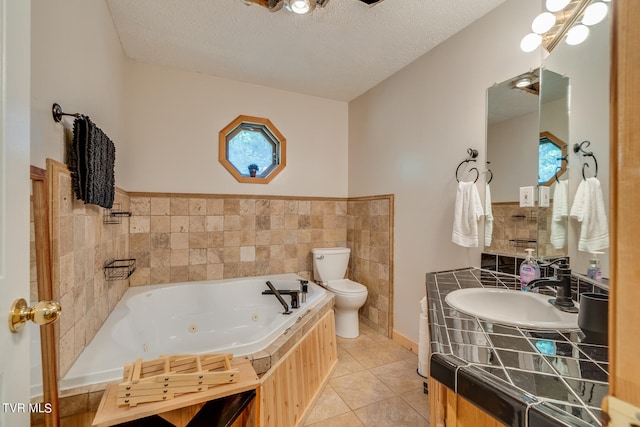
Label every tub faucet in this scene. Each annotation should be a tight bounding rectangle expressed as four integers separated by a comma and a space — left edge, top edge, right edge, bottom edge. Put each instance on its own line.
299, 280, 309, 304
527, 260, 578, 313
263, 281, 296, 314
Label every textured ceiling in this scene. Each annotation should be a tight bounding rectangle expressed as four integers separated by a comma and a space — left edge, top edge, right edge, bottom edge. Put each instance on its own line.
107, 0, 507, 101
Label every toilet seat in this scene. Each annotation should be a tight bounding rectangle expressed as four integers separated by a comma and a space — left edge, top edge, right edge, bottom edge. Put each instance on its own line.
327, 279, 367, 296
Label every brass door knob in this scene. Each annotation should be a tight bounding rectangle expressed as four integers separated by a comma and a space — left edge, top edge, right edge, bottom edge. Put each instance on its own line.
8, 298, 61, 333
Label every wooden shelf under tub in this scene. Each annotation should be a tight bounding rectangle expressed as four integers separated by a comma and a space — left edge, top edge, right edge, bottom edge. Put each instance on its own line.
92, 357, 260, 427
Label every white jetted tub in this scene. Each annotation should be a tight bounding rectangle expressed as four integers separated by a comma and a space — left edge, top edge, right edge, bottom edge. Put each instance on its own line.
31, 273, 326, 396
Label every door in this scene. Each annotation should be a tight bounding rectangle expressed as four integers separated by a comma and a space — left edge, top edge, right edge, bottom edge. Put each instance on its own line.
0, 1, 32, 426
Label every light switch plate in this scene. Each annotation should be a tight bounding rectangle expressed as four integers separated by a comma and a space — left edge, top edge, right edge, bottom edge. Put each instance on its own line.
539, 186, 550, 207
520, 186, 535, 207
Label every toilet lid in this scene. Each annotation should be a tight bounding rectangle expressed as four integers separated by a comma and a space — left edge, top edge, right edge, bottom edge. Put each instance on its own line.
327, 279, 367, 295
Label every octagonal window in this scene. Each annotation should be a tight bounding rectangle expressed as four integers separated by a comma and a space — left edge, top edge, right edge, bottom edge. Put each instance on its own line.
538, 131, 567, 186
219, 115, 286, 183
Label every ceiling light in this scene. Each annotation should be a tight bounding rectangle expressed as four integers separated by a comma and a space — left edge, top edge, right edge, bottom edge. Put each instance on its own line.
520, 33, 542, 53
515, 77, 532, 88
532, 12, 557, 34
582, 2, 608, 26
566, 24, 590, 45
285, 0, 314, 14
546, 0, 571, 12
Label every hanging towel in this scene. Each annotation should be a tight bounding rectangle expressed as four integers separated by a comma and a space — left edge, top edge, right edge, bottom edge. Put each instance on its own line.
69, 116, 116, 209
550, 179, 569, 249
484, 183, 493, 246
452, 181, 484, 247
569, 177, 609, 252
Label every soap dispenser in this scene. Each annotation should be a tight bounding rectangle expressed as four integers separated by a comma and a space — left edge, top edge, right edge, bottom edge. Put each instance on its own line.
587, 252, 603, 282
519, 248, 540, 291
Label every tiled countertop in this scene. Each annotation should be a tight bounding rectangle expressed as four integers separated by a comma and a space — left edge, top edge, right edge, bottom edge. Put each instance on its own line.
426, 268, 608, 427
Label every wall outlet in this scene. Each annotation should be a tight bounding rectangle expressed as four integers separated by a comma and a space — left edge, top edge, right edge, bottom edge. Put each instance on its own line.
520, 186, 535, 207
539, 186, 550, 207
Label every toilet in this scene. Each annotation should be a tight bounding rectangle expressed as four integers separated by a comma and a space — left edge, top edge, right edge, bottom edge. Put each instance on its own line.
312, 247, 368, 338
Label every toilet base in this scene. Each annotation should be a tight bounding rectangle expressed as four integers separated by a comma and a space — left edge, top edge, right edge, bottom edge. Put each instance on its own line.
334, 308, 360, 338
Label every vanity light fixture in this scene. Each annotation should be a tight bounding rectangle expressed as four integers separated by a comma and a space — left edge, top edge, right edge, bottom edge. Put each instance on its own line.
520, 0, 609, 53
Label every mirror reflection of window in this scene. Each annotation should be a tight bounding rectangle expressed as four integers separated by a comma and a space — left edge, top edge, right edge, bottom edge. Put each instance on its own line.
538, 131, 567, 186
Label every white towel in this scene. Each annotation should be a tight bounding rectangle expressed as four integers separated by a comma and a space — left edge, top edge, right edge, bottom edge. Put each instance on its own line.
452, 181, 484, 247
569, 177, 609, 251
485, 183, 493, 246
550, 180, 569, 249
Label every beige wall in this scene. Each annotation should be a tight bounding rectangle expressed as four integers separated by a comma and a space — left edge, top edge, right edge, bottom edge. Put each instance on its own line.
348, 0, 541, 342
121, 61, 349, 197
30, 0, 127, 172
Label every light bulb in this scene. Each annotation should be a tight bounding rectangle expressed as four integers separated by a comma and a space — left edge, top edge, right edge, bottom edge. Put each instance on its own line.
285, 0, 312, 14
566, 25, 590, 45
582, 2, 608, 26
515, 77, 533, 88
546, 0, 570, 12
520, 33, 542, 53
532, 12, 556, 34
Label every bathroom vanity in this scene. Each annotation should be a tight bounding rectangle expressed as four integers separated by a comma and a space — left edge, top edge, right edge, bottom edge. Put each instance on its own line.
426, 268, 607, 427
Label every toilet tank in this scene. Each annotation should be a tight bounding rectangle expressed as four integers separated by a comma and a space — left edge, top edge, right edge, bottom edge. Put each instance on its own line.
312, 247, 350, 282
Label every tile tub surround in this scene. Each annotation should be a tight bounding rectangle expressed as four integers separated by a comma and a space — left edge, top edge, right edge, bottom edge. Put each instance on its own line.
427, 268, 608, 427
47, 160, 131, 377
126, 193, 394, 336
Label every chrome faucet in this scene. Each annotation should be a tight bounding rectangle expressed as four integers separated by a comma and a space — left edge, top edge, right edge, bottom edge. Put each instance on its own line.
527, 260, 578, 313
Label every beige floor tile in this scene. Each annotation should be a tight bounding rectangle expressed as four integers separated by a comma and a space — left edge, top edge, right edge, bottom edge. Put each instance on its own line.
304, 385, 351, 426
329, 370, 395, 410
332, 348, 366, 378
354, 396, 428, 427
307, 411, 365, 427
336, 333, 377, 350
345, 340, 415, 369
369, 360, 424, 394
399, 387, 430, 420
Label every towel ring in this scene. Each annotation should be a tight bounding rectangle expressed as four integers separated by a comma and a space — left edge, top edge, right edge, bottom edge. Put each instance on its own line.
573, 140, 598, 180
455, 160, 479, 183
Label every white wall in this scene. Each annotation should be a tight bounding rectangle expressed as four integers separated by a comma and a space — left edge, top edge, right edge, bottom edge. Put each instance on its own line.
348, 0, 541, 342
31, 0, 127, 171
120, 61, 349, 196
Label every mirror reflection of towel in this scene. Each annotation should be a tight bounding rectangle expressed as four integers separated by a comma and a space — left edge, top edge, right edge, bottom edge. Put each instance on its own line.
550, 180, 568, 249
452, 181, 484, 247
485, 183, 493, 246
570, 177, 609, 251
69, 117, 116, 209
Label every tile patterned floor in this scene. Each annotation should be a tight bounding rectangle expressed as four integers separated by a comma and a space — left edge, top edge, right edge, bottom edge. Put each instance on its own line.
304, 323, 430, 426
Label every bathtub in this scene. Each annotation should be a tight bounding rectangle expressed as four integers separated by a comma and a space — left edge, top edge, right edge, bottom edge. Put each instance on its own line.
30, 273, 327, 396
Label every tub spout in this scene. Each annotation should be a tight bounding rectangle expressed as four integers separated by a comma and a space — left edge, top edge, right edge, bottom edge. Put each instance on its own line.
264, 281, 292, 314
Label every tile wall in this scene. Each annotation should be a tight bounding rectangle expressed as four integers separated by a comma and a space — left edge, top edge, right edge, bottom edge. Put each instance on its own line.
34, 167, 394, 379
126, 193, 394, 336
347, 197, 393, 337
47, 160, 130, 377
486, 201, 566, 258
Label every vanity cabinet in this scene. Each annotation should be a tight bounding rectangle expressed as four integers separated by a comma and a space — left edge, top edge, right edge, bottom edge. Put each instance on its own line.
429, 378, 506, 427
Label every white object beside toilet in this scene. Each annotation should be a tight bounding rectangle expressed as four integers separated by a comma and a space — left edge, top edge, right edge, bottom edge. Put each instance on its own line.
312, 247, 368, 338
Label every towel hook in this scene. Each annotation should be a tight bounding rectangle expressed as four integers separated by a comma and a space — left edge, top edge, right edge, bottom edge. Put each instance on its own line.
52, 103, 86, 123
486, 161, 493, 184
455, 148, 479, 183
573, 140, 598, 180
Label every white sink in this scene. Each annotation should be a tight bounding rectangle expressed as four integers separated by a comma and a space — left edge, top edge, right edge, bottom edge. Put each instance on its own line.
444, 288, 578, 330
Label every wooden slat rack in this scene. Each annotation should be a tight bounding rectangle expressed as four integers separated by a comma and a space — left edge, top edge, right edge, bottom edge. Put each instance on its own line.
92, 357, 260, 427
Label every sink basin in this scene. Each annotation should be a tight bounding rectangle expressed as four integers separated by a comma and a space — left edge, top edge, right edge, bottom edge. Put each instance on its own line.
444, 288, 578, 330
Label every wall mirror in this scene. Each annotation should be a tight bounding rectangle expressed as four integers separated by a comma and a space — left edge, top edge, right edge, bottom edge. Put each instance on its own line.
485, 68, 569, 258
484, 9, 610, 279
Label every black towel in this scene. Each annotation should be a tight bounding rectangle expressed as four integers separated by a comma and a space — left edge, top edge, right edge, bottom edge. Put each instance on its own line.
69, 116, 116, 209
